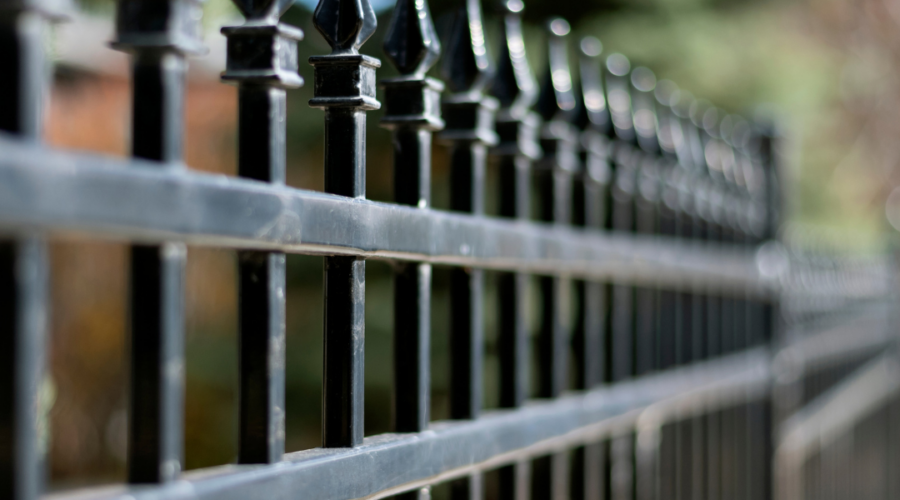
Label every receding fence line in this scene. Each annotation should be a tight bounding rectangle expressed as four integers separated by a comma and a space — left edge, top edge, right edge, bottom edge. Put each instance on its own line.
0, 0, 892, 499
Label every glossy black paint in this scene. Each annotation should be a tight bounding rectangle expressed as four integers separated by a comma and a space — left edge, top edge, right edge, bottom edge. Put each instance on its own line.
0, 2, 881, 500
604, 53, 636, 387
438, 2, 497, 497
570, 35, 609, 500
223, 0, 301, 466
532, 18, 580, 500
380, 0, 443, 461
489, 3, 540, 497
0, 2, 54, 499
112, 0, 204, 485
310, 0, 381, 449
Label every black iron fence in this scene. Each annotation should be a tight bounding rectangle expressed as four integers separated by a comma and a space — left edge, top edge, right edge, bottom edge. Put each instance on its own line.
0, 0, 895, 499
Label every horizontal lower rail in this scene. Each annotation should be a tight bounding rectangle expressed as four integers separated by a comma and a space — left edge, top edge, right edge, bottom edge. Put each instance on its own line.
776, 301, 895, 376
0, 136, 772, 293
47, 349, 770, 500
777, 351, 900, 465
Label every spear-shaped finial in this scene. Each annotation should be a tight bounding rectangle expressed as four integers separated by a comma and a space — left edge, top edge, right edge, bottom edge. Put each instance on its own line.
654, 79, 682, 158
690, 99, 715, 134
574, 36, 609, 134
232, 0, 293, 21
489, 0, 537, 117
630, 66, 658, 153
314, 0, 377, 54
383, 0, 440, 77
604, 52, 633, 141
441, 0, 491, 95
727, 115, 755, 194
536, 18, 576, 122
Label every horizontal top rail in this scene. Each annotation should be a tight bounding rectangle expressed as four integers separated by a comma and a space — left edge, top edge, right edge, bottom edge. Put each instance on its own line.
0, 134, 773, 294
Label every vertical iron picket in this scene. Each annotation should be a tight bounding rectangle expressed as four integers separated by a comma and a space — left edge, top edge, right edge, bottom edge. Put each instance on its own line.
673, 91, 710, 500
689, 100, 725, 500
757, 121, 782, 500
532, 18, 578, 500
534, 17, 577, 401
570, 36, 609, 500
654, 80, 681, 374
652, 79, 683, 500
309, 0, 381, 448
0, 1, 57, 497
629, 65, 664, 500
381, 2, 443, 496
381, 0, 443, 471
603, 53, 635, 384
112, 0, 205, 483
489, 0, 541, 497
630, 66, 660, 379
603, 52, 639, 500
221, 0, 303, 465
440, 0, 497, 496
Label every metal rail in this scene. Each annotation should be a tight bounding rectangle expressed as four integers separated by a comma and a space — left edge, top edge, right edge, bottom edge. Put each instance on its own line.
46, 348, 770, 500
0, 0, 893, 497
0, 135, 768, 292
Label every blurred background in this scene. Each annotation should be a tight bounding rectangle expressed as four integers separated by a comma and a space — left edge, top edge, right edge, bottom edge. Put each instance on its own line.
43, 0, 897, 492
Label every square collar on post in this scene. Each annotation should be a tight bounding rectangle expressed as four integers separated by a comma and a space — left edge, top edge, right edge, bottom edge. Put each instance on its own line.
221, 23, 304, 89
493, 111, 541, 160
380, 76, 445, 131
539, 120, 579, 173
111, 0, 207, 55
440, 94, 499, 145
581, 130, 611, 185
308, 54, 381, 111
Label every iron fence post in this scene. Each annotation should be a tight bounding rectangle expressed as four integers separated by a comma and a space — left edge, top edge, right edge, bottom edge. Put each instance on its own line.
652, 79, 684, 500
439, 0, 497, 497
488, 1, 541, 497
0, 1, 60, 497
630, 66, 660, 378
381, 0, 443, 444
691, 100, 729, 500
221, 0, 303, 465
725, 115, 756, 500
112, 0, 205, 483
569, 35, 609, 500
603, 52, 635, 384
757, 121, 782, 500
674, 91, 712, 500
532, 17, 578, 500
309, 0, 381, 448
534, 17, 578, 401
629, 65, 665, 500
602, 52, 639, 500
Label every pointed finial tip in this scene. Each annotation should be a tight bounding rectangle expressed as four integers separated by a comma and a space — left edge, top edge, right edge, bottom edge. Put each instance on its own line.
689, 98, 711, 126
232, 0, 293, 20
313, 0, 378, 54
731, 116, 752, 147
673, 90, 694, 118
630, 66, 656, 92
580, 37, 602, 57
719, 114, 735, 140
606, 53, 630, 76
383, 0, 440, 75
548, 18, 570, 37
441, 0, 491, 94
655, 79, 679, 107
503, 0, 524, 14
702, 106, 719, 132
